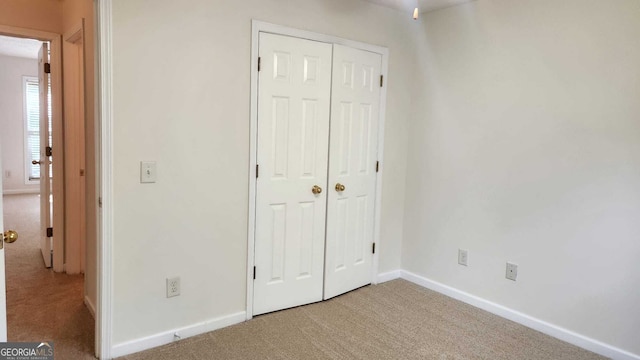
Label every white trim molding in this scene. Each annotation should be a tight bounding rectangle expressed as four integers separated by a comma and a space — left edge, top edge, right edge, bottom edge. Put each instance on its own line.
111, 311, 246, 358
97, 0, 114, 358
246, 19, 389, 321
377, 270, 401, 284
84, 295, 96, 319
400, 270, 640, 360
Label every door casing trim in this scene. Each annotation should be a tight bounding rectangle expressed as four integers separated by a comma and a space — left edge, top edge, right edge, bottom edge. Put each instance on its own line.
246, 20, 389, 320
97, 0, 114, 358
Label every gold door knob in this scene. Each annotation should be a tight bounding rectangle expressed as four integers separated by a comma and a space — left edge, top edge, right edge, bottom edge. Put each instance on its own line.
3, 230, 18, 243
335, 183, 346, 192
32, 160, 41, 165
312, 185, 323, 195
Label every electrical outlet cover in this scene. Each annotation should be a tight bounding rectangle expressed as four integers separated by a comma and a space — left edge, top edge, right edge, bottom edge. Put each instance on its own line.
166, 277, 180, 298
506, 262, 518, 281
458, 249, 468, 266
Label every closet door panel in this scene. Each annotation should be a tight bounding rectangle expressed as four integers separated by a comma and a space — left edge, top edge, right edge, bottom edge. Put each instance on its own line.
254, 33, 332, 315
324, 45, 382, 300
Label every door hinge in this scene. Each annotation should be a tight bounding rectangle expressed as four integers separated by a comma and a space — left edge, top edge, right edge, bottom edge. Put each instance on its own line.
372, 242, 376, 254
376, 161, 379, 173
258, 57, 261, 72
44, 63, 51, 74
46, 146, 52, 157
98, 197, 103, 207
380, 75, 384, 87
256, 164, 259, 178
46, 227, 53, 238
253, 266, 256, 280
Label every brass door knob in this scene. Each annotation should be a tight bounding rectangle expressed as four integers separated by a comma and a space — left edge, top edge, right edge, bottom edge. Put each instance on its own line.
3, 230, 18, 243
32, 160, 42, 165
312, 185, 323, 195
335, 183, 346, 192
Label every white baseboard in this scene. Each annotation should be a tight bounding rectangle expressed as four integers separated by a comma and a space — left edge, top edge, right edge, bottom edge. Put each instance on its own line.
111, 311, 246, 358
2, 189, 39, 195
400, 270, 639, 360
84, 296, 96, 319
377, 270, 401, 283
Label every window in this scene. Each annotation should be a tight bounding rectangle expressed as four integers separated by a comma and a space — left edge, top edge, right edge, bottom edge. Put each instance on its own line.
23, 76, 51, 182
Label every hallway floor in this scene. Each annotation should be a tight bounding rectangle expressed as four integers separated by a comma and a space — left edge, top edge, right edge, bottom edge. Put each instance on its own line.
3, 194, 95, 359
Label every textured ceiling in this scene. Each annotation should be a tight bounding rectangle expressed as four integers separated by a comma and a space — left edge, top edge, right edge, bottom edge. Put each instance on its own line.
0, 35, 41, 59
363, 0, 475, 14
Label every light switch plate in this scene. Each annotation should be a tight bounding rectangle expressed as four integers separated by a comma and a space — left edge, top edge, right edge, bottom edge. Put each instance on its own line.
140, 161, 157, 183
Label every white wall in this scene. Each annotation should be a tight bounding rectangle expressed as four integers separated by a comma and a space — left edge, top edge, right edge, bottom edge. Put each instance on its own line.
0, 54, 39, 194
403, 0, 640, 356
110, 0, 414, 345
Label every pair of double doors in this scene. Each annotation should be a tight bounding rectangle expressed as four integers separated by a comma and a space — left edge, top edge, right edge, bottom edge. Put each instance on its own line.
254, 33, 382, 315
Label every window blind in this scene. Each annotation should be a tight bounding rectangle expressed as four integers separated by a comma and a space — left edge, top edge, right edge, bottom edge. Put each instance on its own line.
24, 77, 52, 181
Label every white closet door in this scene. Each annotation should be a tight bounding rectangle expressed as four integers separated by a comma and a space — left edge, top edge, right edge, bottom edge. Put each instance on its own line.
324, 45, 382, 300
254, 33, 333, 315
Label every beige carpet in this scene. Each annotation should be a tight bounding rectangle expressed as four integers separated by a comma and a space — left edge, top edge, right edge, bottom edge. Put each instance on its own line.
119, 279, 605, 360
2, 194, 95, 359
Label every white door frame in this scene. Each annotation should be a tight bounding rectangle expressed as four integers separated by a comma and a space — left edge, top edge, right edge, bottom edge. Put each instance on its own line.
0, 25, 65, 273
246, 20, 389, 320
97, 1, 114, 358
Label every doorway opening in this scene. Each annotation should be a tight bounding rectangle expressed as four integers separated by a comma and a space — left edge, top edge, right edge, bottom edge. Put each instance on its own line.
0, 28, 95, 358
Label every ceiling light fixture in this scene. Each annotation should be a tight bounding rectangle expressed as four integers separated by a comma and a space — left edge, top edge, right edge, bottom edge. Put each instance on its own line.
413, 7, 419, 20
